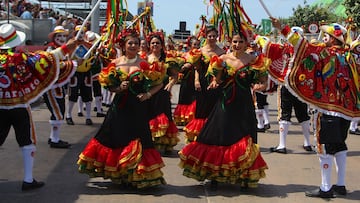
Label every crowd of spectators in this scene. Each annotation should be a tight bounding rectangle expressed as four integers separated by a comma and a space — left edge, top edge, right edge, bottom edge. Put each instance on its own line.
1, 0, 88, 33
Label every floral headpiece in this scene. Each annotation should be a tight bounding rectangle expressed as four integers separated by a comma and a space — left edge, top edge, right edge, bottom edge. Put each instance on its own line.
146, 31, 165, 45
116, 28, 139, 47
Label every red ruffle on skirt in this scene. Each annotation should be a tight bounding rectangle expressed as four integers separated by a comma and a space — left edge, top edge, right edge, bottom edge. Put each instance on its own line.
149, 113, 169, 137
183, 118, 207, 143
173, 100, 196, 125
153, 121, 180, 151
178, 135, 268, 187
77, 138, 166, 188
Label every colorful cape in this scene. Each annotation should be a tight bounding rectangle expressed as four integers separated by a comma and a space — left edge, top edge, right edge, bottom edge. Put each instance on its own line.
285, 33, 360, 120
0, 48, 65, 109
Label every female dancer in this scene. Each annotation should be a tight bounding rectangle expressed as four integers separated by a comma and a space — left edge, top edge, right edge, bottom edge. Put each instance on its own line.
77, 29, 166, 189
145, 32, 180, 154
173, 36, 200, 126
179, 33, 268, 190
138, 37, 149, 59
183, 26, 225, 142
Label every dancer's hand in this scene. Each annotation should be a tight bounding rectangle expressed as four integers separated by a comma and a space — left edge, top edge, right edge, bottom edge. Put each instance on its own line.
270, 17, 281, 30
194, 80, 201, 91
207, 80, 219, 90
137, 92, 151, 102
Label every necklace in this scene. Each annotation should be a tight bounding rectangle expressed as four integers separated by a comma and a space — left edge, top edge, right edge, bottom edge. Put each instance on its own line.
125, 55, 138, 64
233, 51, 245, 58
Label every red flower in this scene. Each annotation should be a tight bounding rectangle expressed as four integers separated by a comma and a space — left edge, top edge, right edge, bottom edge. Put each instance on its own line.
334, 29, 342, 37
139, 61, 150, 71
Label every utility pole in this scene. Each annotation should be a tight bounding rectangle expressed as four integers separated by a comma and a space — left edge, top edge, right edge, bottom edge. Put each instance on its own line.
91, 0, 100, 33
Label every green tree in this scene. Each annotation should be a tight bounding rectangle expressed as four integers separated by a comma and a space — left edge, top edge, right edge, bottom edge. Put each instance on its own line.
343, 0, 360, 27
285, 0, 343, 32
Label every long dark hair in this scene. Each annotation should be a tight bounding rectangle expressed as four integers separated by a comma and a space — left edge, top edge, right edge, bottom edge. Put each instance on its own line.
147, 33, 166, 62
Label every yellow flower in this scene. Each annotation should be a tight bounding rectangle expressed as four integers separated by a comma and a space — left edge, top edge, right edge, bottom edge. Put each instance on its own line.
299, 74, 306, 82
227, 66, 236, 76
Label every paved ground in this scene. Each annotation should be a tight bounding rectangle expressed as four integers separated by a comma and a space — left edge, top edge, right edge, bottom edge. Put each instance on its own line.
1, 85, 360, 203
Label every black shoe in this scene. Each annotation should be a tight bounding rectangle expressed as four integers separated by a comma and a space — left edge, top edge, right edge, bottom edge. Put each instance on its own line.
50, 140, 71, 148
331, 185, 347, 195
96, 112, 106, 117
349, 129, 360, 135
77, 112, 84, 117
257, 127, 266, 132
85, 119, 93, 125
66, 117, 74, 125
106, 104, 111, 107
270, 146, 287, 154
305, 188, 335, 198
94, 107, 104, 112
22, 179, 45, 191
210, 180, 218, 191
102, 103, 106, 106
48, 139, 69, 145
264, 123, 271, 130
303, 145, 313, 152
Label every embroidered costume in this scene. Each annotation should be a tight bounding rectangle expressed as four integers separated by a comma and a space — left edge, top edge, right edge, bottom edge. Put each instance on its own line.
43, 26, 76, 148
77, 61, 166, 188
183, 50, 222, 142
179, 55, 269, 187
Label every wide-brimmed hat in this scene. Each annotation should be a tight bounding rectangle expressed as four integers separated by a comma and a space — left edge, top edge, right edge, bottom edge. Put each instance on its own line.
75, 25, 87, 32
320, 23, 347, 44
291, 26, 304, 36
48, 25, 69, 40
0, 24, 26, 49
85, 31, 100, 43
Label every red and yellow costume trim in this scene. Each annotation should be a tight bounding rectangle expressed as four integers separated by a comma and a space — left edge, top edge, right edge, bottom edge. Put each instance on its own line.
183, 118, 207, 143
78, 138, 166, 188
146, 59, 180, 151
173, 100, 196, 125
179, 135, 268, 187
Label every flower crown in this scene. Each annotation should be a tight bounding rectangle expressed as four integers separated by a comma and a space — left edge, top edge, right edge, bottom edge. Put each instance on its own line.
186, 35, 198, 48
146, 31, 165, 45
116, 28, 139, 47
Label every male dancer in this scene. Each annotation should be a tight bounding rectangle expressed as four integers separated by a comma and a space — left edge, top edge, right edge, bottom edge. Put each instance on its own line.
44, 26, 76, 148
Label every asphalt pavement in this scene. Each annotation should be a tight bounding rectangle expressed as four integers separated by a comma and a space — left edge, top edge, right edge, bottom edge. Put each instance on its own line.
1, 84, 360, 203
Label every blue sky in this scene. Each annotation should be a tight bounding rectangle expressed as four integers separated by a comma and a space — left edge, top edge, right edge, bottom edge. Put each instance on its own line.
127, 0, 317, 35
